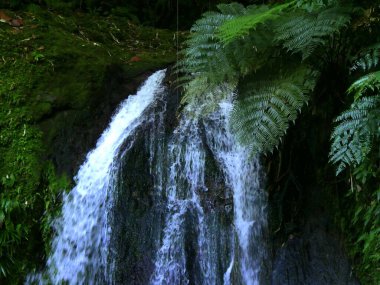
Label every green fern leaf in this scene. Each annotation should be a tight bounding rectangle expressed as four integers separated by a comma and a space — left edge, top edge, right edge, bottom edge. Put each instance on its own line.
330, 95, 380, 174
275, 6, 351, 59
231, 69, 316, 154
348, 71, 380, 100
351, 43, 380, 73
217, 2, 292, 44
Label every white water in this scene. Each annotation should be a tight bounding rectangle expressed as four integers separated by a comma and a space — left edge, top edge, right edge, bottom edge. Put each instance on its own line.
150, 99, 267, 285
204, 101, 268, 285
26, 70, 166, 285
27, 71, 267, 285
150, 113, 217, 285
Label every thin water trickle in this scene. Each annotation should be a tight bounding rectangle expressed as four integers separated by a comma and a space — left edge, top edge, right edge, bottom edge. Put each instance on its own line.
204, 101, 268, 285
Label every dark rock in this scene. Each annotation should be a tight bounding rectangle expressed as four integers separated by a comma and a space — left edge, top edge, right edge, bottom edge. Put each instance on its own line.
269, 184, 359, 285
271, 227, 358, 285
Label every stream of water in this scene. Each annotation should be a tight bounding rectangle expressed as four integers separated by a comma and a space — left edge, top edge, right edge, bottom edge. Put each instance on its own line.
27, 70, 167, 285
27, 71, 267, 285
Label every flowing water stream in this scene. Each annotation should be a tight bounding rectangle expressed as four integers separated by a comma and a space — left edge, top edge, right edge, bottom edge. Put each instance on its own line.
27, 70, 268, 285
27, 70, 167, 285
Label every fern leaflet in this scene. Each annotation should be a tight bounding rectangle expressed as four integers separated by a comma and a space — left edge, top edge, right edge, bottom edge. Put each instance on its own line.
351, 43, 380, 73
330, 95, 380, 174
217, 2, 293, 44
231, 69, 316, 154
275, 6, 351, 59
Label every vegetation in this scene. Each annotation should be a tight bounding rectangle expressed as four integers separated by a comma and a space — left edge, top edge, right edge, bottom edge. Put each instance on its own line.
0, 0, 257, 29
178, 0, 380, 283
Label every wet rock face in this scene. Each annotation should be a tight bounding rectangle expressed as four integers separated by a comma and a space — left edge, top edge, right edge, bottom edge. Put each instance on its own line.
269, 184, 359, 285
110, 129, 163, 285
271, 227, 358, 285
268, 183, 359, 285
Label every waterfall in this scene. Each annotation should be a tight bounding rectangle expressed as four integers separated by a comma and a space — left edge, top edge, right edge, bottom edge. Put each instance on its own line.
149, 99, 268, 285
204, 101, 268, 285
27, 70, 268, 285
150, 111, 217, 285
26, 70, 167, 285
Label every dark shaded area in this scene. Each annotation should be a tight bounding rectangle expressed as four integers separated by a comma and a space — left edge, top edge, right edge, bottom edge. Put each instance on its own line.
271, 228, 358, 285
0, 0, 264, 29
266, 51, 359, 284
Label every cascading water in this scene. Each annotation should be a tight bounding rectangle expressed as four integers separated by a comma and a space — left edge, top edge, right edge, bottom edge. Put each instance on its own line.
150, 112, 217, 285
149, 99, 268, 285
26, 70, 167, 285
27, 70, 268, 285
204, 101, 268, 285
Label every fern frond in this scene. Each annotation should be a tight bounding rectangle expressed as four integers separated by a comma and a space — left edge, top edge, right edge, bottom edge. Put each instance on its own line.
217, 2, 292, 44
348, 71, 380, 100
230, 69, 316, 154
329, 95, 380, 174
181, 11, 233, 76
275, 6, 351, 59
351, 43, 380, 72
177, 4, 250, 106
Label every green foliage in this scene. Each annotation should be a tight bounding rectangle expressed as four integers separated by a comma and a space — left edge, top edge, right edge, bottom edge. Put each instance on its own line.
330, 40, 380, 174
330, 94, 380, 174
0, 51, 72, 282
177, 3, 246, 107
351, 43, 380, 73
0, 60, 46, 281
275, 6, 351, 59
179, 1, 351, 154
342, 178, 380, 284
231, 67, 317, 154
348, 71, 380, 99
217, 2, 292, 44
295, 0, 339, 12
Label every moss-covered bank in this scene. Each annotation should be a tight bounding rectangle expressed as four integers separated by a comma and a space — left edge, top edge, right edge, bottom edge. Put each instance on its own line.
0, 5, 179, 283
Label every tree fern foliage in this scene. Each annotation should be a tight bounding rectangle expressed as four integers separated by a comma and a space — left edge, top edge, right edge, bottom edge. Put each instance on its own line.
177, 2, 247, 78
217, 2, 292, 44
330, 71, 380, 174
176, 3, 246, 107
231, 67, 317, 154
275, 6, 352, 59
348, 71, 380, 99
179, 0, 380, 166
350, 43, 380, 73
178, 1, 355, 155
330, 43, 380, 174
